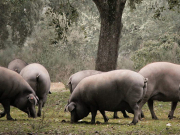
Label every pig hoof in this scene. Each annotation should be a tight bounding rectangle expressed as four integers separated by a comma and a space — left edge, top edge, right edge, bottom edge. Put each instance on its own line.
96, 121, 101, 124
91, 121, 95, 124
152, 116, 158, 120
124, 115, 130, 118
61, 120, 66, 123
105, 118, 109, 123
104, 117, 109, 123
168, 116, 173, 119
113, 116, 119, 119
129, 122, 136, 126
37, 113, 41, 117
7, 118, 14, 121
168, 115, 176, 119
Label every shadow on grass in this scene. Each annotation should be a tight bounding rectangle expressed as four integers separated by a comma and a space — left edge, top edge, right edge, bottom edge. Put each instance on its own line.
60, 119, 133, 126
0, 118, 35, 122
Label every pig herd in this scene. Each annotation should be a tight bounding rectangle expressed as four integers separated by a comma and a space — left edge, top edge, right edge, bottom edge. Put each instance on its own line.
0, 59, 51, 120
1, 59, 180, 125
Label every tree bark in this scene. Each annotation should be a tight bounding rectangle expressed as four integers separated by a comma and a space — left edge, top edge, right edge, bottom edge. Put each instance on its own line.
93, 0, 126, 71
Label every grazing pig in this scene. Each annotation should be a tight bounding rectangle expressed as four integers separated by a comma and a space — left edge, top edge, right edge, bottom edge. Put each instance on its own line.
20, 63, 51, 117
68, 70, 129, 118
8, 59, 28, 73
65, 70, 148, 125
139, 62, 180, 120
68, 70, 102, 93
0, 67, 38, 120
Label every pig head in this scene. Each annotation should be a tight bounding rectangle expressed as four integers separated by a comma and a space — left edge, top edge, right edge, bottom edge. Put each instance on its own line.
0, 67, 38, 120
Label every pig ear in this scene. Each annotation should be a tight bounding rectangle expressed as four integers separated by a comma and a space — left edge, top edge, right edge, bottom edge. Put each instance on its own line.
64, 103, 68, 112
28, 95, 38, 105
64, 99, 70, 112
28, 96, 35, 104
35, 96, 39, 102
66, 102, 76, 112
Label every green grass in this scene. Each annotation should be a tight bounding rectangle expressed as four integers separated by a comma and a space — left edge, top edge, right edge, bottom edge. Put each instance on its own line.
1, 90, 180, 134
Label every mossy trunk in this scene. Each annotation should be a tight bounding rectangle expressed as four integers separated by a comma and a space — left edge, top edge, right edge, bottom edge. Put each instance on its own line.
93, 0, 126, 71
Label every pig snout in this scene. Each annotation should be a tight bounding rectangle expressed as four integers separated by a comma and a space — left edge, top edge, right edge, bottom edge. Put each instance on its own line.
27, 107, 37, 118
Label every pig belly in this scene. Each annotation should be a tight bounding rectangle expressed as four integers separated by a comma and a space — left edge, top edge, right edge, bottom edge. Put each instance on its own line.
150, 92, 179, 101
98, 100, 132, 112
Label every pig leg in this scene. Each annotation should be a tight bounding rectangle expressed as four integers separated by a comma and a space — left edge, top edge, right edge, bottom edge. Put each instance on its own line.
90, 107, 97, 124
1, 100, 13, 120
113, 111, 119, 118
37, 100, 43, 117
121, 110, 129, 118
168, 101, 178, 119
113, 111, 129, 118
68, 82, 73, 94
138, 110, 145, 121
141, 111, 144, 118
148, 99, 158, 120
138, 98, 150, 120
99, 110, 109, 122
130, 103, 139, 125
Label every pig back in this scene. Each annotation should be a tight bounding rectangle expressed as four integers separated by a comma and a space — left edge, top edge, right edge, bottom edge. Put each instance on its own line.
0, 67, 33, 100
20, 63, 51, 98
8, 59, 28, 73
69, 70, 102, 91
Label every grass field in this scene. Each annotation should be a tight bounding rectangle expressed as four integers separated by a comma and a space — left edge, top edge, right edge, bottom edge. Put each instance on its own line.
1, 87, 180, 135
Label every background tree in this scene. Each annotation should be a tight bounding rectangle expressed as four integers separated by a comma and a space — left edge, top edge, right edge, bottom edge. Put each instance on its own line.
0, 1, 9, 49
1, 0, 180, 82
92, 0, 180, 71
131, 33, 180, 70
93, 0, 126, 71
0, 0, 43, 48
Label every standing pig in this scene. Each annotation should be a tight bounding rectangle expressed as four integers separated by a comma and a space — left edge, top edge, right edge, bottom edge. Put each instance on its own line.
68, 70, 129, 118
8, 59, 28, 73
0, 67, 38, 120
139, 62, 180, 120
20, 63, 51, 117
65, 70, 148, 125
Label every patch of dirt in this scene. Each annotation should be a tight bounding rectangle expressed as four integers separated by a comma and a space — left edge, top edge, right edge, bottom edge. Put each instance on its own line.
50, 82, 66, 92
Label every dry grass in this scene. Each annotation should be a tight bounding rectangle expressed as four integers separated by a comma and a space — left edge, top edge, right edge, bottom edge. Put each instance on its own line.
50, 82, 66, 92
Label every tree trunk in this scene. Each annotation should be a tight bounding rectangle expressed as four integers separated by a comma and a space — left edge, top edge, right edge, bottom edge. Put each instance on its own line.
93, 0, 126, 71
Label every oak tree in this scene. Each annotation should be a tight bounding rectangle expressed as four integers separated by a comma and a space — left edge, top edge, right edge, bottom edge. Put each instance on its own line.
93, 0, 180, 71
